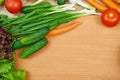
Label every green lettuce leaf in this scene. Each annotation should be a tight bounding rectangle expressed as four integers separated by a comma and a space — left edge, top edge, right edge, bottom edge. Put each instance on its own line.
0, 60, 26, 80
0, 60, 14, 74
1, 70, 26, 80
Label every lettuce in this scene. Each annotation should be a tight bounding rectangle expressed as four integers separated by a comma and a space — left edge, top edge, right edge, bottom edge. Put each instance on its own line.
0, 60, 26, 80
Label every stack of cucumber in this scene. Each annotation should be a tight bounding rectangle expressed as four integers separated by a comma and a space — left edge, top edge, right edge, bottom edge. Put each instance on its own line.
0, 2, 82, 58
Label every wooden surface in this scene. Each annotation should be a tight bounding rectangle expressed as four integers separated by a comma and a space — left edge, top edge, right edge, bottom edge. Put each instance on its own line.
15, 15, 120, 80
1, 0, 120, 80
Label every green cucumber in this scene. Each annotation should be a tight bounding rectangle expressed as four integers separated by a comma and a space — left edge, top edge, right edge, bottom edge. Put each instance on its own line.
20, 38, 48, 58
57, 0, 66, 5
20, 27, 49, 45
11, 28, 49, 50
11, 40, 24, 50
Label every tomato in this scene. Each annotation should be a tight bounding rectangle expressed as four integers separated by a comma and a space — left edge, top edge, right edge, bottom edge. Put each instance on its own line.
5, 0, 22, 14
101, 8, 120, 27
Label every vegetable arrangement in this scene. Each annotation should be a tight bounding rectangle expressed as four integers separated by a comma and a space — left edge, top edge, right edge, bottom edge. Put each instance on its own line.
0, 26, 26, 80
0, 1, 96, 79
0, 0, 120, 80
1, 1, 96, 58
86, 0, 120, 27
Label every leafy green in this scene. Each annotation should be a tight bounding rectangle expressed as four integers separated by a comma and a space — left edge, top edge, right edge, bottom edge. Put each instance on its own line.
0, 60, 26, 80
1, 70, 26, 80
0, 60, 14, 74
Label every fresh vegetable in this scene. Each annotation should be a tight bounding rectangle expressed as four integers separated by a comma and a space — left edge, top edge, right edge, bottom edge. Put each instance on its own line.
57, 0, 66, 5
0, 14, 8, 23
0, 2, 96, 59
11, 40, 25, 50
5, 0, 22, 13
20, 27, 49, 45
86, 0, 107, 12
70, 0, 95, 10
101, 0, 120, 13
0, 0, 4, 5
8, 9, 95, 33
0, 26, 26, 80
101, 8, 120, 27
20, 38, 48, 58
2, 4, 76, 28
46, 22, 80, 37
0, 60, 26, 80
22, 2, 51, 14
113, 0, 120, 4
12, 27, 49, 50
0, 26, 13, 61
8, 11, 74, 33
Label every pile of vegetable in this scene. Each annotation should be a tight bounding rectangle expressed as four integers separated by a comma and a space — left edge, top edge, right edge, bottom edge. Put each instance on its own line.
0, 0, 120, 80
0, 1, 96, 58
0, 26, 26, 80
0, 0, 97, 79
86, 0, 120, 27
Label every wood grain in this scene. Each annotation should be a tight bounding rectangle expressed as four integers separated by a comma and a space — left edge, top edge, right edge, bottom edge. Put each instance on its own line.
1, 0, 120, 80
15, 15, 120, 80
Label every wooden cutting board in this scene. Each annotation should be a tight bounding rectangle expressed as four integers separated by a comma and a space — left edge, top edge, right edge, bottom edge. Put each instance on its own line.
1, 0, 120, 80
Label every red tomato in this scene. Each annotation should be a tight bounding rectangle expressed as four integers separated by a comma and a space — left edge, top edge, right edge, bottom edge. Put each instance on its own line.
101, 8, 120, 27
5, 0, 22, 14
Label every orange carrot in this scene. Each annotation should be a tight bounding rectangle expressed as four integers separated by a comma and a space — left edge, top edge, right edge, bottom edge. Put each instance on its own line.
46, 22, 80, 37
86, 0, 107, 12
101, 0, 120, 12
113, 0, 120, 4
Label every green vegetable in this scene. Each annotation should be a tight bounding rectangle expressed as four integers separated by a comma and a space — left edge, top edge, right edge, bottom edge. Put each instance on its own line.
9, 12, 76, 33
8, 19, 51, 33
48, 14, 80, 29
0, 60, 26, 80
0, 60, 14, 74
12, 28, 49, 50
11, 40, 25, 50
20, 27, 49, 45
0, 14, 8, 20
0, 14, 8, 23
22, 2, 52, 13
0, 0, 4, 5
20, 38, 48, 58
2, 11, 37, 28
24, 15, 79, 32
1, 3, 76, 28
57, 0, 66, 5
12, 30, 39, 38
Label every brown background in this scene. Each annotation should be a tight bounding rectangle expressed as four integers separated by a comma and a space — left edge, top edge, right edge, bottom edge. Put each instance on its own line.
1, 0, 120, 80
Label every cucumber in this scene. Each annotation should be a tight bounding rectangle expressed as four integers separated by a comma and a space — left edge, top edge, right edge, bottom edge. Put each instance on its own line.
11, 40, 25, 50
20, 38, 48, 58
20, 27, 49, 45
57, 0, 66, 5
11, 27, 49, 50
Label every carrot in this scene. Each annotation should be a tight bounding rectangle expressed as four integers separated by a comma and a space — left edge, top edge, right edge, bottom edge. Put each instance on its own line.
46, 22, 80, 37
101, 0, 120, 12
86, 0, 107, 12
113, 0, 120, 4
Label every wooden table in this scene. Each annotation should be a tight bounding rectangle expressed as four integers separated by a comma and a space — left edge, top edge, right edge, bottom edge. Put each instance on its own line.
1, 0, 120, 80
